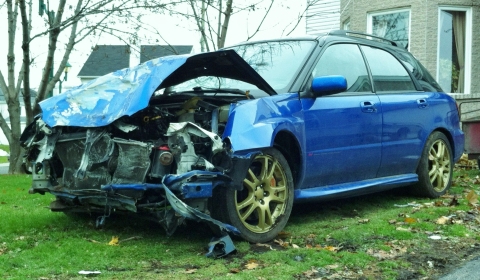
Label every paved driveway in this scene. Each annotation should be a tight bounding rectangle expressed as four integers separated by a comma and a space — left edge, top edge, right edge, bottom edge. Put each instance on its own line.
0, 163, 9, 174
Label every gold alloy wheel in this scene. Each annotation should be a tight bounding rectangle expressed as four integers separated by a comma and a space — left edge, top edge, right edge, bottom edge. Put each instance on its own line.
235, 155, 288, 233
428, 139, 451, 192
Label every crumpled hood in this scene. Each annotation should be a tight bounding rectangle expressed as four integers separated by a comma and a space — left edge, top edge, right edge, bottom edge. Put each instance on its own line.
40, 50, 276, 128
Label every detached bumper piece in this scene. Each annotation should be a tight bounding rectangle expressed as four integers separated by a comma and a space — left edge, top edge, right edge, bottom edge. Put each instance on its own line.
205, 234, 237, 258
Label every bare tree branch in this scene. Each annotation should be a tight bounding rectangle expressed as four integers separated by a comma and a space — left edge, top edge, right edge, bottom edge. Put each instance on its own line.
245, 0, 273, 41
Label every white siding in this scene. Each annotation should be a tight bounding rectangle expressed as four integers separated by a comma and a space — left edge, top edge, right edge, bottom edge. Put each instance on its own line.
306, 0, 341, 35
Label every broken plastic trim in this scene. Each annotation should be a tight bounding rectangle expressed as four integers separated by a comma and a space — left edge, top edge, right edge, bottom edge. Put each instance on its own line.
205, 234, 237, 258
101, 177, 240, 236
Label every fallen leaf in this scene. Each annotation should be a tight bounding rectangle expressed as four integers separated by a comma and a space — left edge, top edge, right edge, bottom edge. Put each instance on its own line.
396, 227, 411, 232
325, 264, 339, 269
325, 245, 341, 252
108, 236, 119, 246
244, 260, 259, 270
358, 219, 370, 224
303, 267, 318, 277
229, 268, 240, 273
434, 200, 445, 207
436, 216, 450, 225
276, 231, 291, 239
292, 244, 300, 249
183, 268, 197, 274
404, 217, 417, 224
466, 190, 479, 205
255, 243, 274, 250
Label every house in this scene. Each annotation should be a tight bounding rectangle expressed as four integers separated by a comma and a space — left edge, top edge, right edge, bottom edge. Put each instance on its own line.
78, 45, 193, 84
306, 0, 341, 34
339, 0, 479, 98
303, 0, 478, 118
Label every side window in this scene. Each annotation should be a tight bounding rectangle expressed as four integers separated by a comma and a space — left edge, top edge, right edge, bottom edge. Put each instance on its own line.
395, 50, 443, 92
360, 46, 416, 92
313, 44, 371, 92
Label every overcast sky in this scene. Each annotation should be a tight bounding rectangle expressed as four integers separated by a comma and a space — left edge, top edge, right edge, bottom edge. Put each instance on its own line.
0, 1, 307, 91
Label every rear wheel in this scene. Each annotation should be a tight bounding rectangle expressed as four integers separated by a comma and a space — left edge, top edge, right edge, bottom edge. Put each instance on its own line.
221, 148, 294, 243
414, 131, 453, 197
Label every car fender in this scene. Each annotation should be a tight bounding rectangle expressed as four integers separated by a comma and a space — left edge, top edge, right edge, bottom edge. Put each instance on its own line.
223, 94, 305, 153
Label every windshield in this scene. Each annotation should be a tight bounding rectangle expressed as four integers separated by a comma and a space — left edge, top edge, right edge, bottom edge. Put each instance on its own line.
168, 40, 315, 96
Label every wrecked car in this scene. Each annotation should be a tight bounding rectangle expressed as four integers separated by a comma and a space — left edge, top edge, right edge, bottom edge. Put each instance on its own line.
21, 30, 464, 245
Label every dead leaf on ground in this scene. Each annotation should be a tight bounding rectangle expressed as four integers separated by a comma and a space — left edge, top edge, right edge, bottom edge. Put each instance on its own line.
467, 190, 479, 205
367, 248, 404, 260
255, 243, 274, 250
108, 236, 119, 246
244, 260, 259, 270
183, 268, 197, 274
325, 264, 339, 270
302, 267, 319, 277
436, 216, 450, 225
358, 219, 370, 224
404, 217, 417, 224
276, 231, 291, 239
396, 227, 412, 232
274, 239, 289, 248
324, 245, 341, 252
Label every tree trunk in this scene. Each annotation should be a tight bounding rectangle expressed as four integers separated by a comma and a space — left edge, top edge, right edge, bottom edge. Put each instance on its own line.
218, 0, 233, 49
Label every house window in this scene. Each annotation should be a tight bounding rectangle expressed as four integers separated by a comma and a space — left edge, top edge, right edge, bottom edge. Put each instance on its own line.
367, 9, 410, 49
437, 7, 472, 94
343, 18, 350, 31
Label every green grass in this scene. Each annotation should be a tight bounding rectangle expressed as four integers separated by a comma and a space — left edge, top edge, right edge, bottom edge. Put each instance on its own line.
1, 168, 480, 279
0, 144, 9, 164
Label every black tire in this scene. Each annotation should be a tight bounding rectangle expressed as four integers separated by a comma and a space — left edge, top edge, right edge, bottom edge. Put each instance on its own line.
414, 131, 453, 198
216, 148, 294, 243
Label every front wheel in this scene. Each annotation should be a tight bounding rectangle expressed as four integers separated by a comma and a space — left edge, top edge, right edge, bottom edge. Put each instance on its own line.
414, 131, 453, 198
222, 148, 294, 243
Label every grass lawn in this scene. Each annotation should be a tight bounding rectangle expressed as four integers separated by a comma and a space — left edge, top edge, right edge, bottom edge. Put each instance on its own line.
1, 160, 480, 279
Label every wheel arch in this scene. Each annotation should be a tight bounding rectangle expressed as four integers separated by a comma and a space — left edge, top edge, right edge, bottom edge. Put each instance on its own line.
416, 128, 455, 171
273, 130, 302, 189
432, 128, 456, 158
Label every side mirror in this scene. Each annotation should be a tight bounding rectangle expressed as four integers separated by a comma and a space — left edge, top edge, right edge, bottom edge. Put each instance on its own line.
311, 75, 347, 97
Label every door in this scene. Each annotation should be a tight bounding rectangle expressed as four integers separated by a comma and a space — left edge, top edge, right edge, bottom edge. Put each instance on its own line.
360, 45, 427, 177
301, 43, 382, 188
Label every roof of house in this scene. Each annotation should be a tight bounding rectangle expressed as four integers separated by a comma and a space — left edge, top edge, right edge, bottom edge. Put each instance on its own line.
78, 45, 131, 77
78, 45, 193, 78
140, 45, 193, 63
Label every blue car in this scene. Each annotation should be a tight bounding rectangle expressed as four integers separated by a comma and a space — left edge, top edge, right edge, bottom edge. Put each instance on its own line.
21, 30, 464, 245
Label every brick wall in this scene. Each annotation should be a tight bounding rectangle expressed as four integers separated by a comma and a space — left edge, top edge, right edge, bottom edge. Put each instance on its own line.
340, 0, 480, 95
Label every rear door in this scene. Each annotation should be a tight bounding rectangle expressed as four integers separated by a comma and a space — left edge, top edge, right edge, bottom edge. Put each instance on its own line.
301, 43, 382, 188
360, 45, 428, 177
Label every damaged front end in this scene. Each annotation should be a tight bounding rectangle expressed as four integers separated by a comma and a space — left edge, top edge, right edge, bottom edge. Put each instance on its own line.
21, 101, 252, 242
20, 49, 279, 257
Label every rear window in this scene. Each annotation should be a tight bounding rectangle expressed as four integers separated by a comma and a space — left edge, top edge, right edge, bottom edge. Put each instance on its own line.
361, 46, 416, 92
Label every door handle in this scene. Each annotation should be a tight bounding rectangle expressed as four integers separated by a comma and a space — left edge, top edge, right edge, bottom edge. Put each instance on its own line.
361, 101, 377, 113
417, 99, 428, 109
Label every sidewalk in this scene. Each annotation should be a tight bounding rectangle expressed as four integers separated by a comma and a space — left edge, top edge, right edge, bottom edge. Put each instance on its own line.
0, 163, 9, 174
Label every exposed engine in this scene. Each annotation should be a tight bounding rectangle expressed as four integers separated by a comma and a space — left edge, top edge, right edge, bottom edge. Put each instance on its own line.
22, 95, 238, 204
